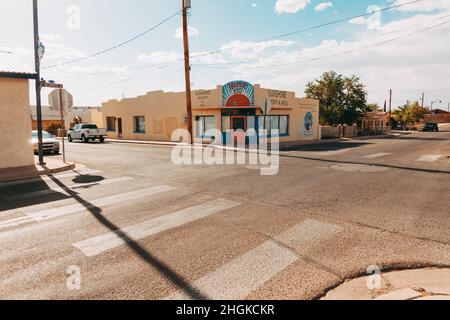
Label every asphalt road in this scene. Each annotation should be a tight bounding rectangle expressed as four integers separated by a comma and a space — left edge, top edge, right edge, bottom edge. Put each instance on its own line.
1, 127, 449, 300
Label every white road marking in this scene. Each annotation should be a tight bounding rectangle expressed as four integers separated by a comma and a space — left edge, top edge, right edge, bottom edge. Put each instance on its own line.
0, 185, 175, 230
165, 219, 343, 300
416, 155, 443, 162
73, 199, 241, 257
275, 219, 344, 253
165, 241, 297, 300
363, 152, 391, 159
4, 176, 134, 201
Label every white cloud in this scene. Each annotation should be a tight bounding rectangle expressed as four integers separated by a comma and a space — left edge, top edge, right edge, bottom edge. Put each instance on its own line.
138, 51, 227, 65
40, 34, 63, 42
275, 0, 311, 14
391, 0, 450, 12
174, 26, 200, 39
227, 12, 450, 107
138, 51, 182, 64
349, 17, 367, 25
315, 2, 333, 12
221, 39, 296, 60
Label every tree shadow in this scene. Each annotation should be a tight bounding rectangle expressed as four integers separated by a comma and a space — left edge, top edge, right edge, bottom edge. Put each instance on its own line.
45, 171, 206, 300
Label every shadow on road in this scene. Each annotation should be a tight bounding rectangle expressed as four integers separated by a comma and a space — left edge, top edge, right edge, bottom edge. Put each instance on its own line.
281, 153, 450, 175
280, 141, 371, 152
45, 170, 206, 300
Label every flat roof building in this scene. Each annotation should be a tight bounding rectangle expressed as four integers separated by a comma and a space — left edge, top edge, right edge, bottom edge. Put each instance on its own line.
102, 81, 320, 144
0, 52, 36, 172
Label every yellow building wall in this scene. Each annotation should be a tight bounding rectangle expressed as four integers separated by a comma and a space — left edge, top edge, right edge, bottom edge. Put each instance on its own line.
101, 84, 320, 143
102, 91, 187, 141
0, 78, 34, 169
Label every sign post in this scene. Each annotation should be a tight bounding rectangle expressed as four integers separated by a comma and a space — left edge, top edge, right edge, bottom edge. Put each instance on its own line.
263, 98, 272, 131
43, 81, 73, 163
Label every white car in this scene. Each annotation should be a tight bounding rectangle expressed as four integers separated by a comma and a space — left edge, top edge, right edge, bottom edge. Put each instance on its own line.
67, 123, 107, 143
31, 130, 60, 154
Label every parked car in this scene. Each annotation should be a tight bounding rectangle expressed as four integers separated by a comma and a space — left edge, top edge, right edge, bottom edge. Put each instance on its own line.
422, 123, 439, 132
67, 123, 107, 143
31, 130, 60, 154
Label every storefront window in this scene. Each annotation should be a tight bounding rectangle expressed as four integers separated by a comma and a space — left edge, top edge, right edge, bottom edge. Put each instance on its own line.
222, 116, 231, 131
257, 115, 289, 137
106, 117, 116, 132
134, 116, 145, 133
196, 116, 216, 137
280, 116, 289, 136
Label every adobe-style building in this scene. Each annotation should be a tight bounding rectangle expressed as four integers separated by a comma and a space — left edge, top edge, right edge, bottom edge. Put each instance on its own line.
0, 52, 36, 172
30, 105, 103, 135
102, 81, 320, 144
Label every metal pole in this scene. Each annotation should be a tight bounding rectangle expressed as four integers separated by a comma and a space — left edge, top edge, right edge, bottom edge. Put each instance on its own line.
59, 88, 66, 163
182, 0, 193, 144
421, 92, 425, 109
33, 0, 45, 165
388, 89, 392, 129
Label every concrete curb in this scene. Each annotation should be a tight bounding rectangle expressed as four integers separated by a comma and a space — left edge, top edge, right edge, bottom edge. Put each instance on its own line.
0, 162, 76, 183
322, 268, 450, 300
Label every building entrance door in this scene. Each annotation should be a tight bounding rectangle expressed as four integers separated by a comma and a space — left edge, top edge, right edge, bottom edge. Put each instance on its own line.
118, 118, 123, 138
231, 116, 246, 144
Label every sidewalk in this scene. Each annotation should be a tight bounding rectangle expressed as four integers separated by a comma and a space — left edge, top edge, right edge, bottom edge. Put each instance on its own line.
0, 156, 75, 183
322, 268, 450, 300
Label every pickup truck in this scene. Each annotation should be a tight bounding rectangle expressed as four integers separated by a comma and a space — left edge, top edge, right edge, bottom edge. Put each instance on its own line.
67, 123, 107, 143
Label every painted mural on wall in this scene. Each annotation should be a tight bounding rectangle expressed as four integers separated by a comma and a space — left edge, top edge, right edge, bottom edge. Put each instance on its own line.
222, 81, 254, 107
303, 112, 314, 137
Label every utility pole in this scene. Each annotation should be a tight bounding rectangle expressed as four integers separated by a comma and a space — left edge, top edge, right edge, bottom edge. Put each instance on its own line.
388, 89, 392, 129
33, 0, 45, 165
421, 92, 425, 109
182, 0, 193, 144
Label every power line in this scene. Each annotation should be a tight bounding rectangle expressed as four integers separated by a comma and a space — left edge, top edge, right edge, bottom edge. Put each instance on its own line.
237, 19, 450, 70
42, 11, 181, 70
189, 0, 424, 61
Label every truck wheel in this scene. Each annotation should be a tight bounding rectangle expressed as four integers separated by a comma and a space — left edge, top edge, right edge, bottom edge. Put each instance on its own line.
82, 134, 89, 143
68, 135, 73, 142
99, 137, 105, 143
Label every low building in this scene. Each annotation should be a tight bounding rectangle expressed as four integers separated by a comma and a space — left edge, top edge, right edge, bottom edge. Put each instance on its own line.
30, 105, 103, 135
424, 109, 450, 123
0, 52, 36, 171
357, 111, 391, 135
102, 81, 320, 144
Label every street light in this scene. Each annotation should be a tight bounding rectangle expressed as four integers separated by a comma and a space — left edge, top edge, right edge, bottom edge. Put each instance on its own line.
429, 99, 442, 123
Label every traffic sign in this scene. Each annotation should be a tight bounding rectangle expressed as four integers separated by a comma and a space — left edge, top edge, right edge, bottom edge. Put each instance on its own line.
49, 89, 73, 111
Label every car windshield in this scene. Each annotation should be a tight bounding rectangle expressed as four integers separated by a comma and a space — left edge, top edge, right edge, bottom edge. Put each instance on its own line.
32, 131, 53, 139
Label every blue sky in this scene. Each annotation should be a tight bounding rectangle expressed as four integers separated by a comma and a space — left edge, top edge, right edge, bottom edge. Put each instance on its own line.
1, 0, 450, 110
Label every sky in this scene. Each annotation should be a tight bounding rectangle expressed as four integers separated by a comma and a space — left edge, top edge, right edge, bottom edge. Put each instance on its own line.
1, 0, 450, 110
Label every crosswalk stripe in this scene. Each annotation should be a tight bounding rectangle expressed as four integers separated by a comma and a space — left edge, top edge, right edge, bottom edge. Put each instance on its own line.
0, 185, 176, 230
4, 176, 134, 201
363, 152, 391, 159
165, 241, 297, 300
73, 199, 241, 257
165, 219, 343, 300
275, 219, 344, 253
416, 155, 443, 162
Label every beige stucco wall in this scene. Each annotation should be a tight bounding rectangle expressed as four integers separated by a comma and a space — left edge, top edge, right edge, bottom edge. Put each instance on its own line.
0, 77, 34, 169
101, 84, 320, 143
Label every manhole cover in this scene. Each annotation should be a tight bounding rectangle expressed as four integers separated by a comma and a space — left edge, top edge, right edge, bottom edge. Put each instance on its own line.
330, 164, 389, 173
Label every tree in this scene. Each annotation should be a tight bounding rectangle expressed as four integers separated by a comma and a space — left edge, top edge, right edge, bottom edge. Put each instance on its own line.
392, 101, 428, 124
367, 103, 382, 112
305, 71, 368, 126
